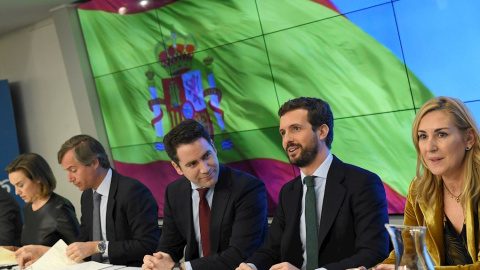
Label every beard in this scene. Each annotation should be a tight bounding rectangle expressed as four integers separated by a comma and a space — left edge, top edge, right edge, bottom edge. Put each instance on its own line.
286, 138, 319, 168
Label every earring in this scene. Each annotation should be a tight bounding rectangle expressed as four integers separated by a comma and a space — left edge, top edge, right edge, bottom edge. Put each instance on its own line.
466, 146, 471, 151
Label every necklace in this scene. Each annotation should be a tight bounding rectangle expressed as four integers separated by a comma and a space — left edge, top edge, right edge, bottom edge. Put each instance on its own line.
443, 182, 460, 203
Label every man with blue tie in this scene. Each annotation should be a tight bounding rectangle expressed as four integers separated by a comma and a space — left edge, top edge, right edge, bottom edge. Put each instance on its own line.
142, 119, 268, 270
237, 97, 390, 270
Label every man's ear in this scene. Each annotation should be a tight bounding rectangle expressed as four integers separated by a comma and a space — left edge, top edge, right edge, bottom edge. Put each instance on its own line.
171, 161, 184, 176
317, 124, 329, 141
91, 158, 100, 169
211, 139, 217, 154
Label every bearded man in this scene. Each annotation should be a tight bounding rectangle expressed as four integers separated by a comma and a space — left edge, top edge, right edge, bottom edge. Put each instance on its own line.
237, 97, 390, 270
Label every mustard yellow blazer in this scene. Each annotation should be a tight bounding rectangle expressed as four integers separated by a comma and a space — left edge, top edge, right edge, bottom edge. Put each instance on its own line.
382, 179, 480, 269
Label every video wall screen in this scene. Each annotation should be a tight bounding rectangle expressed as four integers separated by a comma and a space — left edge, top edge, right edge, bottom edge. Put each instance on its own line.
77, 0, 480, 216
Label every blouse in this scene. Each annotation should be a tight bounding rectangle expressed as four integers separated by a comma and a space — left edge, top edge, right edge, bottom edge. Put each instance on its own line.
21, 192, 80, 246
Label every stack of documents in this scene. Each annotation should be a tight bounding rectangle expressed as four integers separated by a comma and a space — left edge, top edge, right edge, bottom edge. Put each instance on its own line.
1, 241, 141, 270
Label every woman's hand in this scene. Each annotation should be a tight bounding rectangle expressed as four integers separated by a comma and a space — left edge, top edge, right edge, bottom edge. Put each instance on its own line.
14, 245, 50, 267
0, 246, 18, 251
375, 264, 395, 270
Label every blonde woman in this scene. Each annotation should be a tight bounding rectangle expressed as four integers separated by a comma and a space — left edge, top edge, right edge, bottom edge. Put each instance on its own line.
377, 96, 480, 269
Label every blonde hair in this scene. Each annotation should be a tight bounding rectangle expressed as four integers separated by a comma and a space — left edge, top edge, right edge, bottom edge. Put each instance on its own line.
411, 96, 480, 208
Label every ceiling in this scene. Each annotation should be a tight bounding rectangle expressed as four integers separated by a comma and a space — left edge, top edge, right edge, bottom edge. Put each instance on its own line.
0, 0, 78, 37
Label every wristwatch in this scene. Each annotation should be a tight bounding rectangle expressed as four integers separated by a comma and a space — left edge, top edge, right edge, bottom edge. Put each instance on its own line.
171, 262, 181, 270
97, 240, 107, 254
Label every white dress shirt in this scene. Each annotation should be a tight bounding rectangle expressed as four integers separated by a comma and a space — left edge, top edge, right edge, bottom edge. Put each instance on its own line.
248, 153, 333, 270
299, 153, 332, 270
184, 182, 215, 270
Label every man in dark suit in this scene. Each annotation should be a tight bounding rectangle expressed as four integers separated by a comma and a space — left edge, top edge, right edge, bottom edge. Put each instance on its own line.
59, 135, 160, 266
237, 97, 389, 270
0, 185, 22, 247
15, 134, 160, 267
142, 119, 268, 270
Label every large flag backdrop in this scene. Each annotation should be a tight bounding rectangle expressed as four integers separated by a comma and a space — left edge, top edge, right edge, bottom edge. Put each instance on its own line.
77, 0, 480, 217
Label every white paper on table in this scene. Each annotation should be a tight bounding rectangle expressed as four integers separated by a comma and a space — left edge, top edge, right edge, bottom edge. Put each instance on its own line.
0, 246, 17, 265
58, 261, 114, 270
29, 240, 81, 270
61, 264, 141, 270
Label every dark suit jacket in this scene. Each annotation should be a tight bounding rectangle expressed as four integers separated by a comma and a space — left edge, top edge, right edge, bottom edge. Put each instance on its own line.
157, 164, 268, 270
79, 170, 160, 266
247, 155, 390, 270
0, 186, 22, 246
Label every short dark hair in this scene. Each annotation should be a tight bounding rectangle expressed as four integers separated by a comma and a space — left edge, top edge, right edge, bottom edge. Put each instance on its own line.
6, 153, 56, 198
278, 97, 334, 148
57, 134, 110, 168
163, 119, 213, 165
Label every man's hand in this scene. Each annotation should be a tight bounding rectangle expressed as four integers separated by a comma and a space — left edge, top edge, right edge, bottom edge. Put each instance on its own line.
66, 241, 98, 262
269, 262, 300, 270
14, 245, 50, 267
236, 262, 255, 270
142, 252, 162, 270
142, 252, 178, 270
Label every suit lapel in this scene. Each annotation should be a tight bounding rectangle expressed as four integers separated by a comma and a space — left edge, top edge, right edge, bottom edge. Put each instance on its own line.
418, 186, 444, 265
180, 178, 198, 260
83, 189, 94, 240
465, 199, 477, 264
318, 156, 346, 248
288, 176, 305, 267
105, 170, 118, 241
209, 165, 230, 255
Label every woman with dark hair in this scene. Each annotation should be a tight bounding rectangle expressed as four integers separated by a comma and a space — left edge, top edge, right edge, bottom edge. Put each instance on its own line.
4, 153, 80, 251
377, 96, 480, 269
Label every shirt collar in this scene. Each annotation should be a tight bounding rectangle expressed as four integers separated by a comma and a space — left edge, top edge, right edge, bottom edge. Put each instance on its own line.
301, 152, 333, 184
94, 168, 112, 197
190, 181, 216, 191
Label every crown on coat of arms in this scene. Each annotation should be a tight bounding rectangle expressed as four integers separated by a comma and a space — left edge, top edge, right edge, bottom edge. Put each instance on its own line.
155, 31, 197, 76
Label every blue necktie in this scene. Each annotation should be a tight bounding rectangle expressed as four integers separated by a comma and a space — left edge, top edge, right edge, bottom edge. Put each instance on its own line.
305, 176, 318, 270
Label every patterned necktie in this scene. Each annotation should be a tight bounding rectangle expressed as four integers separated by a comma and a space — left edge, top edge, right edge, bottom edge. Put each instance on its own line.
91, 191, 103, 262
305, 176, 319, 270
197, 188, 210, 257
